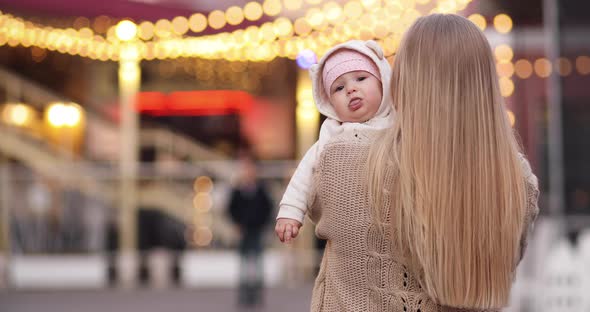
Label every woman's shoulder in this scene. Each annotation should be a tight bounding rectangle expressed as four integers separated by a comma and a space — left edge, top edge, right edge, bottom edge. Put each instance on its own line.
518, 153, 537, 183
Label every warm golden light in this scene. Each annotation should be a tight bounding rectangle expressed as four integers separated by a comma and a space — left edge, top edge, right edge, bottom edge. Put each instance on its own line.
154, 19, 172, 38
46, 102, 83, 127
284, 0, 303, 11
494, 44, 513, 62
306, 8, 325, 29
534, 58, 552, 78
193, 176, 214, 193
361, 0, 378, 10
401, 8, 421, 28
435, 0, 459, 14
226, 6, 245, 26
297, 102, 318, 121
31, 46, 47, 62
260, 23, 276, 41
507, 110, 515, 127
324, 2, 343, 22
138, 21, 154, 40
63, 104, 82, 127
78, 27, 93, 38
576, 55, 590, 75
4, 103, 32, 126
192, 193, 213, 212
468, 13, 486, 31
189, 13, 207, 33
274, 17, 293, 38
244, 2, 264, 21
556, 57, 572, 77
171, 16, 189, 35
93, 15, 112, 34
73, 17, 90, 30
195, 226, 213, 246
263, 0, 282, 16
47, 102, 66, 127
208, 10, 226, 30
493, 13, 512, 34
0, 0, 474, 62
115, 20, 137, 41
514, 59, 533, 79
344, 1, 363, 19
499, 77, 514, 97
496, 61, 515, 78
294, 18, 312, 36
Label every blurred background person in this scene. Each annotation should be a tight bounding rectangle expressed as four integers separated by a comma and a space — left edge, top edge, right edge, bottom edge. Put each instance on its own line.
227, 148, 274, 308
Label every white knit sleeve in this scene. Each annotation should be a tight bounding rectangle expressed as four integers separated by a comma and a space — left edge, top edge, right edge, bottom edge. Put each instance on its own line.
277, 142, 320, 223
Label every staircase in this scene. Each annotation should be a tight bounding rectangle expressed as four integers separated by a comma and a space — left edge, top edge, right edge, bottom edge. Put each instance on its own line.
0, 67, 234, 222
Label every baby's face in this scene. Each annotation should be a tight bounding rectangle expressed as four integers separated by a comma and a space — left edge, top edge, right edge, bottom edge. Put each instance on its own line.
328, 70, 383, 123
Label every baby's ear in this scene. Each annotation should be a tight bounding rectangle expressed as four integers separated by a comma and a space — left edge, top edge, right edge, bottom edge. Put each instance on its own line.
365, 40, 384, 59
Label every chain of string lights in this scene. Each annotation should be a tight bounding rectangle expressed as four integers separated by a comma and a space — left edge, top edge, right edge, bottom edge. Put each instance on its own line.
1, 1, 588, 75
0, 0, 473, 62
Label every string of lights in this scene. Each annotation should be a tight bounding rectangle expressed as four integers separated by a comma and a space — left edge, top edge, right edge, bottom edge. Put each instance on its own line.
0, 0, 473, 62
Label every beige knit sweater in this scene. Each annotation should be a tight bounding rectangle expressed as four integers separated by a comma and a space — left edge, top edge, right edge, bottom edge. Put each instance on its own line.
307, 129, 540, 312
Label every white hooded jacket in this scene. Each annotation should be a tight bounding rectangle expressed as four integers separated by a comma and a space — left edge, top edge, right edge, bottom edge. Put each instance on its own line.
277, 40, 394, 223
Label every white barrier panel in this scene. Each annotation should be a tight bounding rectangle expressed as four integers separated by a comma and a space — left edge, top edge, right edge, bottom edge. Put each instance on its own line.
534, 238, 590, 312
9, 255, 108, 289
180, 250, 285, 288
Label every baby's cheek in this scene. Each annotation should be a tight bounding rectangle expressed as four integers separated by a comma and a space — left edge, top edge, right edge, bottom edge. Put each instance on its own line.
371, 94, 383, 108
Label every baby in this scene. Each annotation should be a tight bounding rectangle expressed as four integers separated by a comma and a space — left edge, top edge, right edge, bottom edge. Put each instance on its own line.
275, 40, 394, 243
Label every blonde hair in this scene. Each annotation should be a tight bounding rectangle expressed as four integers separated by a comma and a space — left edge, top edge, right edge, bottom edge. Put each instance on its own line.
368, 14, 527, 309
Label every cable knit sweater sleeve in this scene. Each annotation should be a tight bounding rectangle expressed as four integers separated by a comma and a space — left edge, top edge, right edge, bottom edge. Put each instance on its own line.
518, 154, 540, 263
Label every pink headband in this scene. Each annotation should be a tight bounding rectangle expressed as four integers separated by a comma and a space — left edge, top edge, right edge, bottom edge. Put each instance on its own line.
322, 49, 381, 95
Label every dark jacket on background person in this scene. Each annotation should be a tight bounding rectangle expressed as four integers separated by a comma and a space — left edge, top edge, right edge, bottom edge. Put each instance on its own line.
228, 182, 273, 234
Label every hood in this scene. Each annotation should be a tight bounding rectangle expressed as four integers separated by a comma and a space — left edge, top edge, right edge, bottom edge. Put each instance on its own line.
309, 40, 393, 122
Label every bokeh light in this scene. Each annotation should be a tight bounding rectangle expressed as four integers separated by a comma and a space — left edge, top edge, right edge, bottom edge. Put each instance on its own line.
576, 55, 590, 75
296, 49, 317, 69
193, 176, 214, 193
556, 57, 573, 77
493, 14, 512, 34
115, 20, 137, 41
189, 13, 207, 33
138, 21, 154, 40
514, 59, 533, 79
46, 102, 83, 127
468, 13, 486, 31
534, 58, 552, 78
497, 62, 515, 78
208, 10, 226, 30
494, 44, 513, 62
226, 6, 245, 26
171, 16, 189, 35
499, 77, 514, 97
507, 109, 515, 127
244, 2, 264, 21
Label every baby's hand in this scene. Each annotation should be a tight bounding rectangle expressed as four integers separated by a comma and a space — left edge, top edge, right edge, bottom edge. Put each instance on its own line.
275, 218, 302, 244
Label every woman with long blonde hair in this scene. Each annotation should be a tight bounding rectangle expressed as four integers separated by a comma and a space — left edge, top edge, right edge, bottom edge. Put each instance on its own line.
367, 14, 539, 309
302, 13, 538, 312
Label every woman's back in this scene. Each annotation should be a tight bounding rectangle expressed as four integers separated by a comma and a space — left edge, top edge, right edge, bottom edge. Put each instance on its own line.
367, 14, 540, 309
308, 129, 539, 312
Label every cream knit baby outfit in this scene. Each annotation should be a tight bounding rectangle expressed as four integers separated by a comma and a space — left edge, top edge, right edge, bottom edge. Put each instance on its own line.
277, 40, 394, 223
